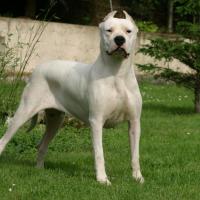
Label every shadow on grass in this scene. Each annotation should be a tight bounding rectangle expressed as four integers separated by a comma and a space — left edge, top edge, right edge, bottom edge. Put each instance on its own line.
0, 153, 94, 179
143, 103, 194, 115
0, 154, 35, 167
45, 160, 93, 178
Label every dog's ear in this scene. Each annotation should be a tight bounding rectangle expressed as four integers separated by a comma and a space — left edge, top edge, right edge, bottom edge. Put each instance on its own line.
123, 10, 137, 26
103, 10, 117, 21
99, 10, 117, 29
123, 10, 138, 32
123, 10, 133, 22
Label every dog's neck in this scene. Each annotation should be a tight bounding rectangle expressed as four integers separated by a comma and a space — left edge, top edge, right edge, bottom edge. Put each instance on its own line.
95, 50, 134, 79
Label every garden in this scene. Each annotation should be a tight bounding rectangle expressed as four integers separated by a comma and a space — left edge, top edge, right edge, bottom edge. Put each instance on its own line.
0, 81, 200, 200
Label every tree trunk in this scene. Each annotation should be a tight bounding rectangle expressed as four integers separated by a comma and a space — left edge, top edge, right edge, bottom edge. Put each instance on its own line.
25, 0, 36, 18
194, 74, 200, 113
193, 16, 196, 24
167, 0, 174, 33
91, 0, 121, 25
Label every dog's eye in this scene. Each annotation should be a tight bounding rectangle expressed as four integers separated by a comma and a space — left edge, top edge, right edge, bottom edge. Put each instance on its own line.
106, 29, 112, 33
126, 30, 132, 33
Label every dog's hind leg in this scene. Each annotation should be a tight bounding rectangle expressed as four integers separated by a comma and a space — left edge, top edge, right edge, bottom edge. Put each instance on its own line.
36, 109, 64, 168
0, 101, 41, 154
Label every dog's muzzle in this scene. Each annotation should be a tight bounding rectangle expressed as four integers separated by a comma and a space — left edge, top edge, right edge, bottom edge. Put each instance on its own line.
106, 48, 130, 58
106, 35, 129, 58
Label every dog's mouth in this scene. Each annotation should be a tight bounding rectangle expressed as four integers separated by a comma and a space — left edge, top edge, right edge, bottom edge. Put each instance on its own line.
106, 48, 130, 58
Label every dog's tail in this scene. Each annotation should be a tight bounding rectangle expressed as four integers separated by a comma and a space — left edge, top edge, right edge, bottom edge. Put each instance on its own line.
26, 114, 38, 132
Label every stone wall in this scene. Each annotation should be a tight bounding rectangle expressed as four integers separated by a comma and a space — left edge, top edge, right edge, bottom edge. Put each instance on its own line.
0, 17, 191, 74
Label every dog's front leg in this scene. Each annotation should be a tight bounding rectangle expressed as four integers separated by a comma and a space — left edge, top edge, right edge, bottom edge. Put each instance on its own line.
129, 119, 144, 183
89, 118, 111, 185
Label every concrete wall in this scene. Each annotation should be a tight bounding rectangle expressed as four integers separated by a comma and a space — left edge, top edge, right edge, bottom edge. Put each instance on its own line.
0, 17, 192, 74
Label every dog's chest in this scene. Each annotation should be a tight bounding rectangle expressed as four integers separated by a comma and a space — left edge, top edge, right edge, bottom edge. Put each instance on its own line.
103, 78, 133, 127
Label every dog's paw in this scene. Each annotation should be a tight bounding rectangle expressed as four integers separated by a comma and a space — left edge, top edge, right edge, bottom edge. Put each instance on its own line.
132, 170, 144, 184
97, 177, 111, 186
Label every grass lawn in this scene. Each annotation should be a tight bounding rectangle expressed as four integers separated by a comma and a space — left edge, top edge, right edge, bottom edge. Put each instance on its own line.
0, 81, 200, 200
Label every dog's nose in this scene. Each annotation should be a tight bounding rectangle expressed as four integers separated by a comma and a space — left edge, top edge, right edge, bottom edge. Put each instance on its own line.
114, 36, 125, 46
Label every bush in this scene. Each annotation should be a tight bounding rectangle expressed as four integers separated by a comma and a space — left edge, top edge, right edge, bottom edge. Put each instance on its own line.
136, 21, 158, 33
0, 21, 47, 122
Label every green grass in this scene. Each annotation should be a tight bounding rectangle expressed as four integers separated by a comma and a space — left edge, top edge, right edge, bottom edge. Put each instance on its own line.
0, 81, 200, 200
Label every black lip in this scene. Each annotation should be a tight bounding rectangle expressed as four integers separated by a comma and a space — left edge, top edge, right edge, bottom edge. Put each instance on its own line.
106, 47, 130, 58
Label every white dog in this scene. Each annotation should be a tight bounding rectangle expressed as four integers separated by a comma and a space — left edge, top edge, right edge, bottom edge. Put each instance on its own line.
0, 11, 144, 184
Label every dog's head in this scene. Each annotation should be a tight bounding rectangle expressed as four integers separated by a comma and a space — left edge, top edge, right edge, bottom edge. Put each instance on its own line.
99, 11, 138, 59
